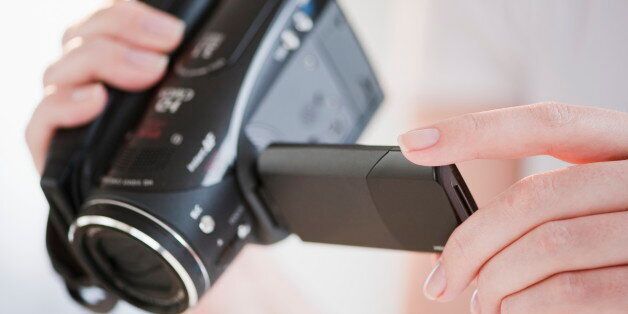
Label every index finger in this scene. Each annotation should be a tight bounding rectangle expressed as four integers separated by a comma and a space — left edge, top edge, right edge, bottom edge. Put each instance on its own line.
62, 0, 185, 52
398, 102, 628, 166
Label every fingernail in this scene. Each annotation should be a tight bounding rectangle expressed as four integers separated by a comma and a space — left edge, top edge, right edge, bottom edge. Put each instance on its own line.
126, 49, 169, 69
470, 289, 480, 314
142, 14, 185, 39
423, 261, 447, 301
71, 85, 98, 102
398, 128, 440, 152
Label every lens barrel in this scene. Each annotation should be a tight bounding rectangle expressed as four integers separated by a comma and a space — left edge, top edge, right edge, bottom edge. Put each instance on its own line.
69, 200, 208, 314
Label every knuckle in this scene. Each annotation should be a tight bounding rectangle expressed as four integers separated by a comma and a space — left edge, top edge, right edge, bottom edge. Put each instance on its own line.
462, 112, 490, 134
529, 102, 576, 129
552, 272, 589, 301
106, 2, 137, 32
25, 99, 50, 144
476, 265, 501, 305
500, 296, 517, 314
61, 35, 85, 54
456, 113, 492, 159
443, 227, 475, 271
77, 36, 121, 63
474, 287, 492, 312
24, 118, 35, 146
61, 24, 77, 44
104, 1, 128, 18
476, 268, 491, 292
62, 35, 106, 58
498, 188, 530, 224
516, 173, 556, 206
80, 36, 110, 52
534, 220, 575, 255
110, 0, 143, 22
92, 83, 107, 98
86, 5, 111, 26
42, 62, 61, 87
618, 162, 628, 185
34, 95, 54, 117
591, 161, 627, 183
86, 2, 134, 34
42, 67, 54, 86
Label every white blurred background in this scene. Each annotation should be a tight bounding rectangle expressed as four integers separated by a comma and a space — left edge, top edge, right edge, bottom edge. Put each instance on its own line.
1, 1, 627, 313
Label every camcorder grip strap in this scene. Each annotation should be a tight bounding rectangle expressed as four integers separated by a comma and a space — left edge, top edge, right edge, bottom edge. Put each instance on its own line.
46, 216, 119, 312
257, 144, 478, 252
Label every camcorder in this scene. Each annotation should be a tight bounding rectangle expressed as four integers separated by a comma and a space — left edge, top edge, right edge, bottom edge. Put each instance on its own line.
41, 0, 477, 313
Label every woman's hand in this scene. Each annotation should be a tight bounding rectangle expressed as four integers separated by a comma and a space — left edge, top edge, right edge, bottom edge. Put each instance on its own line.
25, 0, 184, 173
398, 103, 628, 314
25, 4, 317, 313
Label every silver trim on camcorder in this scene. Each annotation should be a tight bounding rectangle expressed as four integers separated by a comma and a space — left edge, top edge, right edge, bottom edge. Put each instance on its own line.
69, 215, 199, 307
68, 199, 211, 307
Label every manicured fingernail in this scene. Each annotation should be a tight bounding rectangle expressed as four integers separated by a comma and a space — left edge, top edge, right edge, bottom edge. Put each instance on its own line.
398, 128, 440, 152
72, 85, 98, 102
126, 50, 169, 69
470, 289, 480, 314
142, 14, 185, 39
423, 261, 447, 301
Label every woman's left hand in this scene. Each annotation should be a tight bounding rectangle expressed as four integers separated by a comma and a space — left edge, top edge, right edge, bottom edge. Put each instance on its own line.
398, 103, 628, 314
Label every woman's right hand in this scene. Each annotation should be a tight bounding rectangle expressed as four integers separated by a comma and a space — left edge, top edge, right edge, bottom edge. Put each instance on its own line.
26, 0, 185, 173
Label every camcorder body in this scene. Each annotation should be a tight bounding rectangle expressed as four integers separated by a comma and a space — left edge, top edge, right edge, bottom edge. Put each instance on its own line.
41, 0, 477, 313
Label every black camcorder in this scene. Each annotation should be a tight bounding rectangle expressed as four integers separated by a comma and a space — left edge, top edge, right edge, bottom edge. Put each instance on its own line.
41, 0, 477, 313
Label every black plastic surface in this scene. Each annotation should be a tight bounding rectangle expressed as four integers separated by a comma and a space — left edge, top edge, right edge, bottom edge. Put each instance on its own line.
258, 145, 477, 252
43, 1, 385, 313
367, 150, 460, 251
258, 145, 397, 247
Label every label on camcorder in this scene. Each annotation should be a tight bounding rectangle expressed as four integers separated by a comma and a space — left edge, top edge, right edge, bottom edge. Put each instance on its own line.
101, 0, 382, 193
175, 0, 278, 77
102, 0, 282, 191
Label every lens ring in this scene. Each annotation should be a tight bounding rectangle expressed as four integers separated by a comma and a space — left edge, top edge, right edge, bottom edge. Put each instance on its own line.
68, 199, 210, 314
84, 224, 186, 307
71, 216, 196, 313
77, 199, 210, 288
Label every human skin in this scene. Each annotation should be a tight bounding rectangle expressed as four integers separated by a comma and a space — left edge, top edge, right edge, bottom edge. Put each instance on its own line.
26, 1, 320, 313
26, 1, 628, 313
398, 103, 628, 313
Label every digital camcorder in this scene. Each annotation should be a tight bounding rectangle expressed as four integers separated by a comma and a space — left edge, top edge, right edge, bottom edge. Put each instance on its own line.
41, 0, 477, 313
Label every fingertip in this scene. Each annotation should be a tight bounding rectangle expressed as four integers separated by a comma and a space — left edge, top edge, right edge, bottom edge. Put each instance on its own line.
115, 49, 169, 90
165, 19, 186, 51
85, 83, 108, 111
45, 85, 106, 128
124, 49, 169, 71
398, 128, 440, 152
430, 253, 442, 267
70, 83, 101, 102
92, 83, 108, 103
399, 150, 445, 167
423, 260, 448, 301
141, 13, 186, 51
134, 0, 186, 51
120, 66, 168, 91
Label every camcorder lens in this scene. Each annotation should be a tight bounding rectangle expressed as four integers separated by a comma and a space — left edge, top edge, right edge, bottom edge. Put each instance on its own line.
84, 227, 187, 312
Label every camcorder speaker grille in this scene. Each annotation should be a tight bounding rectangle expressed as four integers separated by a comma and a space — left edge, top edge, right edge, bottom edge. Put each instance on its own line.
112, 147, 175, 173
